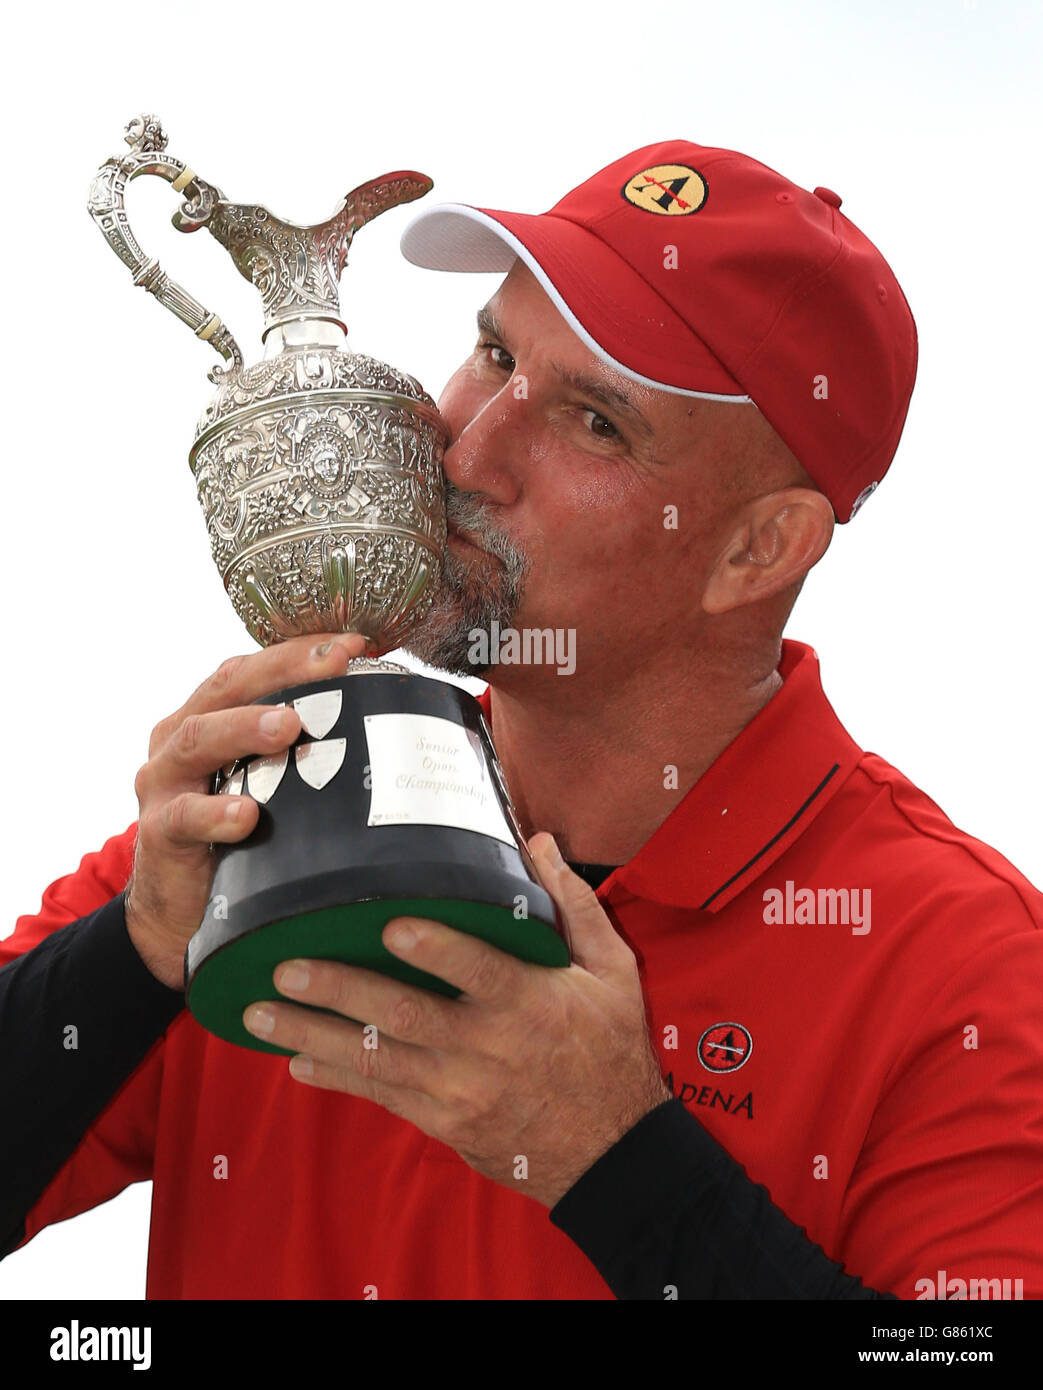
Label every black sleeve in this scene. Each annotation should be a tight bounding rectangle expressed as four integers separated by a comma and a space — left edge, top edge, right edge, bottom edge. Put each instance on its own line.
549, 1098, 899, 1300
0, 892, 186, 1260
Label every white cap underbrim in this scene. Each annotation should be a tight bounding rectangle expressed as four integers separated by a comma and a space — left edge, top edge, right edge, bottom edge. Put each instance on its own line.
400, 203, 752, 405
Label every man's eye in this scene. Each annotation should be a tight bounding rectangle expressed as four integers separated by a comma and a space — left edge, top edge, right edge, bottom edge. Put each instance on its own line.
478, 340, 515, 372
582, 409, 621, 441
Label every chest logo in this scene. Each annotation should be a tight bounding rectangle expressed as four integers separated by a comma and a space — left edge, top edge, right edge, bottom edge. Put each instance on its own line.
698, 1022, 753, 1073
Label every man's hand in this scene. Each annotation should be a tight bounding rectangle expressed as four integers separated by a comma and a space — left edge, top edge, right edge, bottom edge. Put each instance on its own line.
125, 631, 369, 990
242, 833, 672, 1207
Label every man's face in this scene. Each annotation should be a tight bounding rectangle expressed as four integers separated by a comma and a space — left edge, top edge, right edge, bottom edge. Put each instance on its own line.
406, 259, 793, 683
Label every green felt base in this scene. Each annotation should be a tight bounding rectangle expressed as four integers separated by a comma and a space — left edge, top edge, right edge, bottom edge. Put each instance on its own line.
187, 895, 570, 1056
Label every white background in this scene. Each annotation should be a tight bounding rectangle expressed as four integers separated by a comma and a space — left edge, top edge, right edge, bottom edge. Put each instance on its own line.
0, 0, 1039, 1299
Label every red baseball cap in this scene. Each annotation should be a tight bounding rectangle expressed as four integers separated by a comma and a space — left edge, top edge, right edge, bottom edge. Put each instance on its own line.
400, 140, 918, 522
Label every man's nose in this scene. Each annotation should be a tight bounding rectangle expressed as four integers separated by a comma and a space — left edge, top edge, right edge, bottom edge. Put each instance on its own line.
440, 383, 527, 500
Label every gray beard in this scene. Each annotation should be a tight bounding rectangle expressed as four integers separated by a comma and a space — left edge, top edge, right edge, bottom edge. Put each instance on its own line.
404, 486, 528, 677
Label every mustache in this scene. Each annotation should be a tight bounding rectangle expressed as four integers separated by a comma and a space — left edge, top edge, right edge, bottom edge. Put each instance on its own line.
444, 485, 527, 574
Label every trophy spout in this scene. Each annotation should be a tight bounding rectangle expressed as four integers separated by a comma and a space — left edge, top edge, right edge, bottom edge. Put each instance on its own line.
180, 171, 434, 344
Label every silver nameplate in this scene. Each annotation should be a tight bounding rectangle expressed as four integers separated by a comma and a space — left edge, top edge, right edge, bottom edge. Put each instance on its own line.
246, 749, 289, 804
220, 768, 246, 797
295, 738, 347, 790
364, 713, 515, 846
293, 689, 342, 739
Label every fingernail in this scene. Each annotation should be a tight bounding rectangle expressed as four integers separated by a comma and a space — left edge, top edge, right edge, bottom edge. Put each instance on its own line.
244, 1005, 275, 1034
385, 920, 419, 951
276, 963, 310, 992
546, 836, 565, 869
259, 707, 289, 734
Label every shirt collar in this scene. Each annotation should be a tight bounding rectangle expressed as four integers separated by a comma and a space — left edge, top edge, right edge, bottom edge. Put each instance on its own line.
477, 639, 862, 913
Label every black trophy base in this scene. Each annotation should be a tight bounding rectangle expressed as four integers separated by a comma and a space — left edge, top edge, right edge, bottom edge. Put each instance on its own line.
185, 668, 568, 1055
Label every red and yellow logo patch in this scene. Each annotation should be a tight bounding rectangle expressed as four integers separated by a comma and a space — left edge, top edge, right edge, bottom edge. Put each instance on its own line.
621, 163, 708, 215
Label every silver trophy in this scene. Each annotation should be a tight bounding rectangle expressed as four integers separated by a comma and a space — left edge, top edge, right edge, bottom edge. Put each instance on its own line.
89, 115, 566, 1055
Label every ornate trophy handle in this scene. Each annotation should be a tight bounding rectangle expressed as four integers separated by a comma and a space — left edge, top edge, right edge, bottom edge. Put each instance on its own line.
87, 114, 244, 380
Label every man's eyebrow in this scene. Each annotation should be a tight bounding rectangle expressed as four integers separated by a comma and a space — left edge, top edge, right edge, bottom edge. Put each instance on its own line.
476, 306, 507, 341
549, 361, 653, 438
475, 306, 653, 438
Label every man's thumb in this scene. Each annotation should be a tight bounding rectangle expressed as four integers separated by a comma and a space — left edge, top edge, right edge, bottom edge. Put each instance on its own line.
527, 833, 628, 976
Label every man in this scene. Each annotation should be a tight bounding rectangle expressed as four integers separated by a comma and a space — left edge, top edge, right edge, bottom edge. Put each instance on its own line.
2, 142, 1041, 1300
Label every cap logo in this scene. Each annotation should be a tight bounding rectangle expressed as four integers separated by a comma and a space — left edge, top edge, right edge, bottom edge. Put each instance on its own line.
621, 163, 708, 216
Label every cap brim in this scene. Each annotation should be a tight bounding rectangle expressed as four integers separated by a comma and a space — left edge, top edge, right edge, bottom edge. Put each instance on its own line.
401, 204, 749, 402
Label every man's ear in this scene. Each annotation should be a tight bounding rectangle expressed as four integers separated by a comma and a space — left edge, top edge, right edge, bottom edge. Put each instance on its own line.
701, 488, 835, 615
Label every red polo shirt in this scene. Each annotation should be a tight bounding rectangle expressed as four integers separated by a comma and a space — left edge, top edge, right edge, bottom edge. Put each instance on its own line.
6, 639, 1042, 1298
